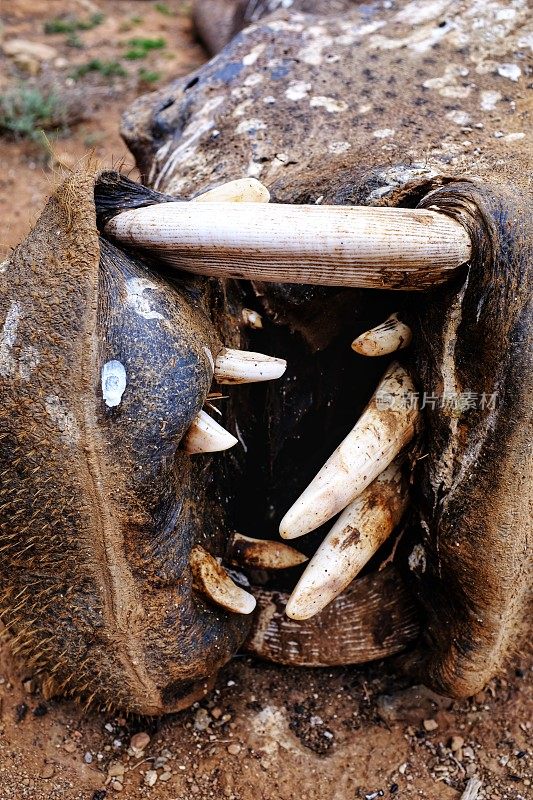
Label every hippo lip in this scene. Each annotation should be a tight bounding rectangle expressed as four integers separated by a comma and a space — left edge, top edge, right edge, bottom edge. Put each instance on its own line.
105, 178, 472, 626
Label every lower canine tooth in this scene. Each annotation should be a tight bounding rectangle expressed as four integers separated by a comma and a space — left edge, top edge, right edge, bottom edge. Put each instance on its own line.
214, 347, 287, 384
352, 313, 412, 357
182, 410, 238, 453
279, 362, 420, 539
227, 533, 308, 570
190, 546, 256, 615
285, 461, 409, 620
192, 178, 270, 204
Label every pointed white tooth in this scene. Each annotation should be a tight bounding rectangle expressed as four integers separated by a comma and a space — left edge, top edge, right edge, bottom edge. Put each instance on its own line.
228, 532, 308, 570
190, 545, 256, 615
192, 178, 270, 204
279, 362, 420, 539
285, 461, 409, 620
352, 313, 413, 357
105, 203, 472, 290
241, 308, 263, 329
182, 410, 238, 454
214, 347, 286, 384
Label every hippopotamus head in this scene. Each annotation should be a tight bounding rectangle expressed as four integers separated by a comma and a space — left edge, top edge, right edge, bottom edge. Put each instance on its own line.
0, 0, 530, 713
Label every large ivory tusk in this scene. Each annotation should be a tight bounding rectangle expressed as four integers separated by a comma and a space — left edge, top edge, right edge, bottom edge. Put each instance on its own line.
190, 545, 256, 615
352, 312, 412, 356
285, 460, 409, 620
105, 202, 471, 291
279, 362, 420, 539
227, 532, 308, 570
214, 347, 287, 384
182, 410, 238, 454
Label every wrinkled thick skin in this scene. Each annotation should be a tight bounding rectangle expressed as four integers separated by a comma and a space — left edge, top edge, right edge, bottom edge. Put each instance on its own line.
121, 0, 532, 698
0, 173, 250, 714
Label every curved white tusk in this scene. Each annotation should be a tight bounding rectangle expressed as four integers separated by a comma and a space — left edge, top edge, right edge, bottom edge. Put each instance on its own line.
285, 460, 409, 620
190, 545, 256, 615
352, 313, 413, 357
214, 347, 286, 384
227, 532, 308, 570
192, 177, 270, 204
279, 362, 420, 539
182, 410, 238, 454
105, 202, 471, 291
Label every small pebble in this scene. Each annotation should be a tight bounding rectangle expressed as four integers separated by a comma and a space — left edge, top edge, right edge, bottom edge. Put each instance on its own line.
451, 735, 465, 752
41, 765, 55, 779
84, 752, 93, 764
160, 772, 172, 782
194, 708, 211, 731
423, 719, 438, 732
211, 707, 223, 719
130, 732, 150, 751
144, 769, 158, 787
63, 740, 77, 753
111, 780, 123, 792
227, 744, 241, 755
108, 763, 125, 778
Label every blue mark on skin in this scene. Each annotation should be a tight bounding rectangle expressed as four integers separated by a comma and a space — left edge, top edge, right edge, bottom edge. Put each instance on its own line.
270, 62, 292, 80
214, 61, 244, 84
358, 3, 378, 17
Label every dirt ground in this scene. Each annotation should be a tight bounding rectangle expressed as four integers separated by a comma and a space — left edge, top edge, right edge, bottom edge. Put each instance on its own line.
0, 2, 531, 799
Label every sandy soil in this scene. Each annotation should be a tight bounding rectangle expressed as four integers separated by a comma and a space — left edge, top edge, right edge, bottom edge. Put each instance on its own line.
0, 2, 531, 799
0, 0, 204, 257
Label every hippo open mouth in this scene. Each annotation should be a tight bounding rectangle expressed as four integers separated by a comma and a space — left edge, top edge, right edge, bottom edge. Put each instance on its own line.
0, 0, 530, 717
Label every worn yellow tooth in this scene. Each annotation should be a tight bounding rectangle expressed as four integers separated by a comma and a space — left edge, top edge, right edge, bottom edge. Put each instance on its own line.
227, 533, 308, 570
241, 308, 263, 329
352, 313, 412, 357
214, 347, 286, 384
279, 362, 420, 539
182, 410, 238, 454
192, 178, 270, 203
190, 545, 256, 615
285, 460, 408, 620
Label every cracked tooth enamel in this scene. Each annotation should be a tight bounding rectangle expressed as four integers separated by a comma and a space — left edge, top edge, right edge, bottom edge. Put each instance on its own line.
279, 362, 420, 539
214, 347, 286, 384
352, 313, 412, 357
192, 177, 270, 204
182, 410, 238, 454
105, 203, 472, 290
285, 461, 409, 620
228, 532, 308, 570
190, 545, 256, 615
